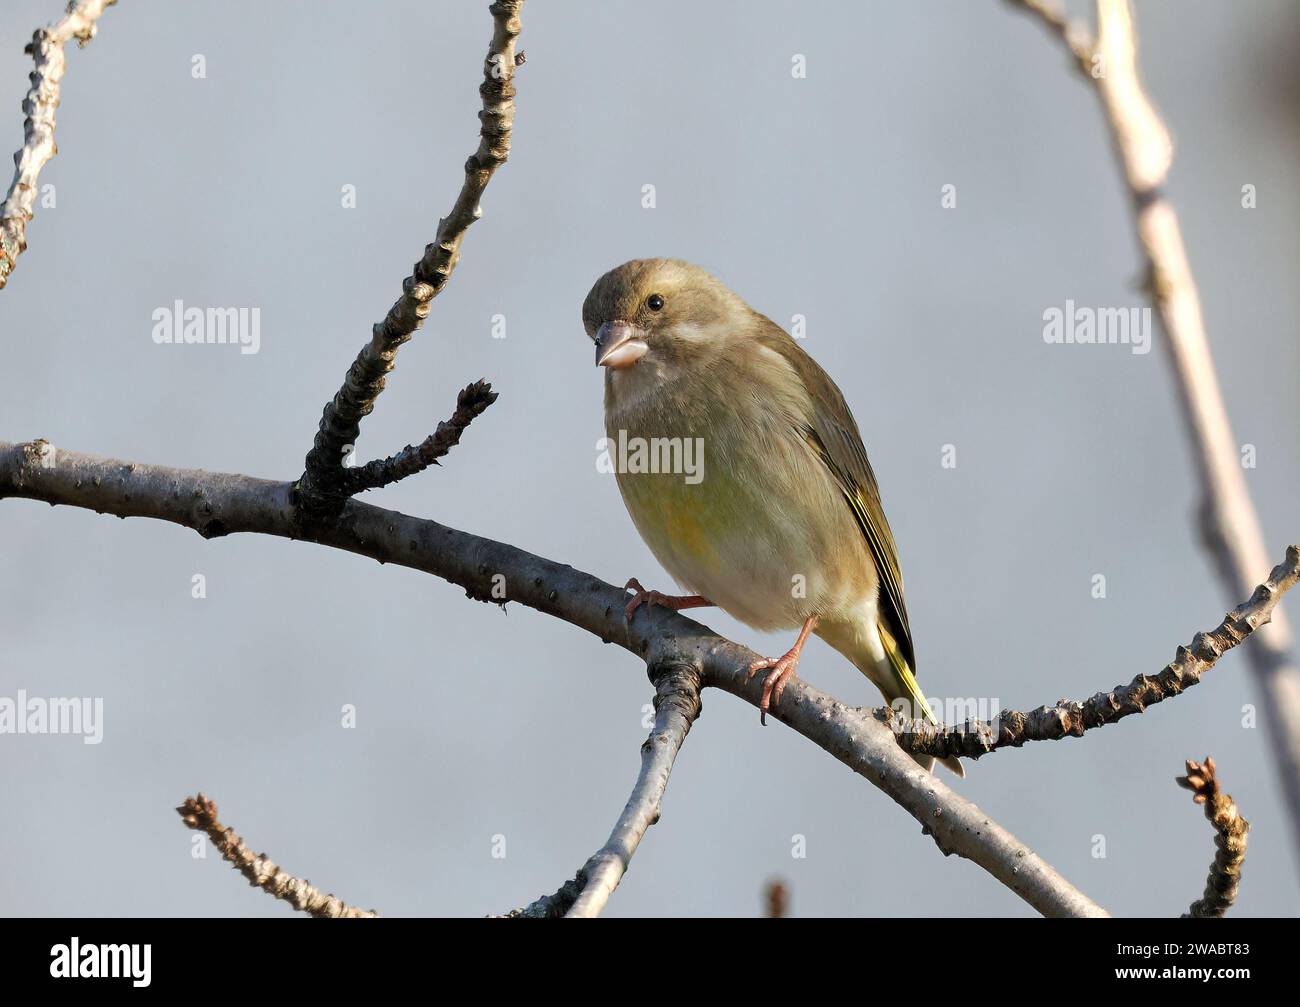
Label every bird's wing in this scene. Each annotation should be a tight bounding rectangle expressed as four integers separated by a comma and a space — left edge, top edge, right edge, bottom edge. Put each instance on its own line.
753, 315, 917, 675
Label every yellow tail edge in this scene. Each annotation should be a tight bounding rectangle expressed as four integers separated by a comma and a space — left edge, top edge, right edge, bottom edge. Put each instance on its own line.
878, 622, 965, 778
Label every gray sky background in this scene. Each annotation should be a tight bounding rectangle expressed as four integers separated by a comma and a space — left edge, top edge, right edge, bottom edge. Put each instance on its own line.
2, 0, 1297, 917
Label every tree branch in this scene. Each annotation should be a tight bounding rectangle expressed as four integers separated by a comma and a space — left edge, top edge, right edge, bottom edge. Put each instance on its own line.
1176, 757, 1248, 918
295, 0, 523, 516
340, 379, 497, 495
566, 661, 701, 918
508, 663, 700, 919
176, 794, 377, 918
1012, 0, 1300, 863
0, 0, 116, 290
0, 439, 1106, 917
888, 546, 1300, 761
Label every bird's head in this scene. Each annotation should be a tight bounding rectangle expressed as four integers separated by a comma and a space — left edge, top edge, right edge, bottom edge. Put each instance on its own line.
582, 259, 746, 378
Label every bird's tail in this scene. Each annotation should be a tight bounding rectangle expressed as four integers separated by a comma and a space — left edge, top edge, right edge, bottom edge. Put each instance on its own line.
877, 622, 965, 778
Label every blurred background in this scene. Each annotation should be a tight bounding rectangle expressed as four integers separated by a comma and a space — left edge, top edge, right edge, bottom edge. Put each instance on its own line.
1, 0, 1297, 917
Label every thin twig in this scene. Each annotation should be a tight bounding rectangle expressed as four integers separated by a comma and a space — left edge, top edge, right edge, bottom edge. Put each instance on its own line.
0, 0, 117, 289
295, 0, 524, 516
1176, 757, 1248, 918
889, 546, 1300, 762
341, 380, 497, 494
176, 794, 377, 918
1011, 0, 1300, 860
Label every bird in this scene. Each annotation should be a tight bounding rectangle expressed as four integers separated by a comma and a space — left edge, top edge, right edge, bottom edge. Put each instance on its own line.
583, 258, 963, 776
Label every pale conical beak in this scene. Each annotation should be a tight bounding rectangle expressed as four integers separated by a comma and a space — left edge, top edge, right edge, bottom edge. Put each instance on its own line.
595, 321, 648, 369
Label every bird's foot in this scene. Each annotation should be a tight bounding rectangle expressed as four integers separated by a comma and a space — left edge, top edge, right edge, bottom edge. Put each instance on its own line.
746, 615, 819, 725
623, 577, 713, 624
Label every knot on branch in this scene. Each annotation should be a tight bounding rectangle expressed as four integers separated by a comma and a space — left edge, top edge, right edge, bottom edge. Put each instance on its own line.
648, 658, 703, 731
504, 875, 585, 919
20, 437, 53, 469
487, 1, 524, 33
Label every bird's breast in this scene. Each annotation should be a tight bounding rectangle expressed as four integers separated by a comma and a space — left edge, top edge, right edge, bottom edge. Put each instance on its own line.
604, 376, 875, 631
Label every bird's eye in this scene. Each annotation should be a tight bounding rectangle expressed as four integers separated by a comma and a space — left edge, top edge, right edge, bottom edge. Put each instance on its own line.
646, 293, 665, 312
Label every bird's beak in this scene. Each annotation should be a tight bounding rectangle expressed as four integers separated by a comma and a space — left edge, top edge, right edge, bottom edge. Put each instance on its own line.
595, 321, 649, 369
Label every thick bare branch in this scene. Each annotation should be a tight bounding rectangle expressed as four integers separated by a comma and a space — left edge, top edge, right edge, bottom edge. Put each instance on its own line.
177, 794, 376, 918
889, 546, 1300, 762
1176, 757, 1248, 918
1011, 0, 1300, 859
0, 439, 1107, 917
0, 0, 116, 289
296, 0, 524, 515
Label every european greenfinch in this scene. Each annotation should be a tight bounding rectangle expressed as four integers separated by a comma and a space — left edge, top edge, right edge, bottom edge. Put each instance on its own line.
584, 258, 962, 776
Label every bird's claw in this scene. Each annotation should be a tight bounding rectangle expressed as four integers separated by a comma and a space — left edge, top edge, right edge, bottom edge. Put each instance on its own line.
624, 577, 659, 623
747, 653, 801, 726
622, 578, 712, 624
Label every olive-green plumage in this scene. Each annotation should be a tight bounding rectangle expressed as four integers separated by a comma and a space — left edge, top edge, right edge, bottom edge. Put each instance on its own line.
583, 258, 962, 776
